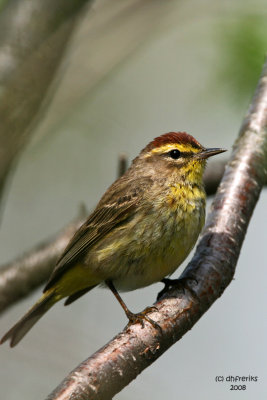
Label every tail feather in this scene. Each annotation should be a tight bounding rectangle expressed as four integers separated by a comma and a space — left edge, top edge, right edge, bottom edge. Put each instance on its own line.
64, 285, 96, 306
0, 290, 58, 347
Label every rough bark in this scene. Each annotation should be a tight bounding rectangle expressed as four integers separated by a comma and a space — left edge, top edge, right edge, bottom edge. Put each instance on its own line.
46, 58, 267, 400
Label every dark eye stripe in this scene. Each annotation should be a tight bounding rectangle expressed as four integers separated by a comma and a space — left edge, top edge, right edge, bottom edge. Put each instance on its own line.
166, 150, 194, 159
180, 151, 194, 157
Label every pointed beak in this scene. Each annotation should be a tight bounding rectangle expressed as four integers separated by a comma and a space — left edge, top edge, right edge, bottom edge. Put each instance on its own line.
194, 147, 227, 160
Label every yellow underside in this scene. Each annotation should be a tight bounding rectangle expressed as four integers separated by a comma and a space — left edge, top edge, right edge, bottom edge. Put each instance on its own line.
52, 264, 101, 299
49, 181, 206, 297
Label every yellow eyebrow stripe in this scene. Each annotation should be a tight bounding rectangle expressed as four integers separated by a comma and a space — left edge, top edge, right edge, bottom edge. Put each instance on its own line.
149, 143, 200, 154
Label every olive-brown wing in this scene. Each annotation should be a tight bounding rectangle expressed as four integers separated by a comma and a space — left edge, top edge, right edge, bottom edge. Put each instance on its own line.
43, 177, 152, 291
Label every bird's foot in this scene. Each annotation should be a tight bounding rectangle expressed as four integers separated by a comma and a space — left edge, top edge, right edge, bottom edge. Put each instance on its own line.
125, 306, 162, 332
157, 277, 199, 301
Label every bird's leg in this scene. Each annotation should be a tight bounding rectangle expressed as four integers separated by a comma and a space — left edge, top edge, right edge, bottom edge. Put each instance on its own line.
106, 280, 161, 332
157, 277, 199, 301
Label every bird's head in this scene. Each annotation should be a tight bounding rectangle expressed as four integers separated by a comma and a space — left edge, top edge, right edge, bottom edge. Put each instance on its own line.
135, 132, 226, 184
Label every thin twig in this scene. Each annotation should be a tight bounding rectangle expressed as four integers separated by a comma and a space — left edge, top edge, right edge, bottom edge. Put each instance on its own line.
46, 59, 267, 400
203, 159, 226, 195
117, 153, 128, 178
0, 151, 128, 314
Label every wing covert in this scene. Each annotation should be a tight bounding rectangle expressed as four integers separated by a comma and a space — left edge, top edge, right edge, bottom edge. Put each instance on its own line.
43, 177, 152, 291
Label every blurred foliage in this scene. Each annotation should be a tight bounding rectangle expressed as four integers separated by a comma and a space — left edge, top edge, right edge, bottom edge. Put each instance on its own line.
0, 0, 8, 12
217, 15, 267, 106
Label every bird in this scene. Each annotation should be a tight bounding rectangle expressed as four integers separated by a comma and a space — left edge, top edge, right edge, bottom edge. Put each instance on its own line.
1, 132, 226, 347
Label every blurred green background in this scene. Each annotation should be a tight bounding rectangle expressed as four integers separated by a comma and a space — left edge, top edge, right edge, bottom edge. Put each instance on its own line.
0, 0, 266, 399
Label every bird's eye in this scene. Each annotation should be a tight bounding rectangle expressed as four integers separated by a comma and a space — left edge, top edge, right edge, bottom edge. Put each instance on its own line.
168, 149, 181, 159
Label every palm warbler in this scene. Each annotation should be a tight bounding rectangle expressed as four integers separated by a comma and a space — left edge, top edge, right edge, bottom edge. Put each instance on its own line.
1, 132, 225, 346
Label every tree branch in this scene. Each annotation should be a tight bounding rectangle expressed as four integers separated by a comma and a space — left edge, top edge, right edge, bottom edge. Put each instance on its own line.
46, 59, 267, 400
0, 155, 127, 314
203, 159, 226, 195
0, 214, 85, 314
0, 0, 93, 207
